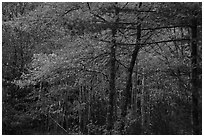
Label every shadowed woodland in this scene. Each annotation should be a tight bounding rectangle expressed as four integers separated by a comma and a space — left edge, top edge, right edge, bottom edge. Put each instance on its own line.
2, 2, 202, 135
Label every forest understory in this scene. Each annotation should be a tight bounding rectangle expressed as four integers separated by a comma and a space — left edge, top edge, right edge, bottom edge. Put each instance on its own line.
2, 2, 202, 135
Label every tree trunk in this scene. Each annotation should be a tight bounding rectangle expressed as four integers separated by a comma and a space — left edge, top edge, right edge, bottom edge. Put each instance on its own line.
79, 86, 82, 133
132, 68, 138, 115
106, 34, 116, 133
120, 8, 142, 133
191, 17, 200, 135
87, 79, 93, 134
141, 68, 145, 134
146, 84, 150, 134
106, 3, 119, 133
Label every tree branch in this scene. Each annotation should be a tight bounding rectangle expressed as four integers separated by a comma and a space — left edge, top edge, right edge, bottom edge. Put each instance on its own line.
116, 59, 128, 69
142, 38, 190, 45
142, 25, 190, 31
119, 25, 191, 30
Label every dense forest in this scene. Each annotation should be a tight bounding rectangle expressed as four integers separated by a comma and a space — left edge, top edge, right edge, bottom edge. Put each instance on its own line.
2, 2, 202, 135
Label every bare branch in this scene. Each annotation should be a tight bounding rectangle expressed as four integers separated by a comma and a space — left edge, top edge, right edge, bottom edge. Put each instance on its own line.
92, 13, 109, 23
116, 59, 128, 69
141, 38, 190, 46
86, 4, 109, 23
119, 25, 190, 30
121, 2, 129, 10
86, 2, 91, 10
142, 25, 190, 31
61, 7, 79, 17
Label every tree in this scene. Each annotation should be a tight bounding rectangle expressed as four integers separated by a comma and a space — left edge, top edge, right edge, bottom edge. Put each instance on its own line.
106, 3, 118, 132
2, 2, 202, 135
191, 14, 199, 135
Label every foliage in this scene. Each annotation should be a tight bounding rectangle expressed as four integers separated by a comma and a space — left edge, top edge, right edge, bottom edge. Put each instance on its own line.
2, 2, 202, 135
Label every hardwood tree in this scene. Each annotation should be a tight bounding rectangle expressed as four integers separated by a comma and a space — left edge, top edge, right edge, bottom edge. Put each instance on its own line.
2, 2, 202, 135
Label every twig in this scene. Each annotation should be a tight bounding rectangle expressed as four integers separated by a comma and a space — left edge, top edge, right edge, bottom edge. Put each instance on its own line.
48, 114, 69, 134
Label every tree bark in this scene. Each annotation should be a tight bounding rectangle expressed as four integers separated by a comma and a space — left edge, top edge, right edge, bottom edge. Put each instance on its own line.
132, 64, 138, 115
191, 17, 200, 135
106, 3, 119, 133
79, 86, 82, 133
141, 68, 145, 134
120, 9, 142, 134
